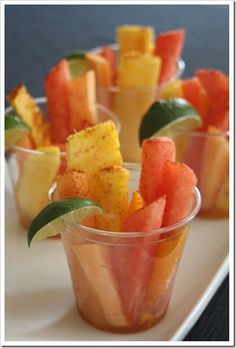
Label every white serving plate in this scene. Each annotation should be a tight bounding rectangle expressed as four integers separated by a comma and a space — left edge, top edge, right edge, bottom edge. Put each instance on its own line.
4, 165, 229, 343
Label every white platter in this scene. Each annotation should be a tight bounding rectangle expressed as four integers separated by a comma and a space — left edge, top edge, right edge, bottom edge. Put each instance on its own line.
4, 166, 229, 343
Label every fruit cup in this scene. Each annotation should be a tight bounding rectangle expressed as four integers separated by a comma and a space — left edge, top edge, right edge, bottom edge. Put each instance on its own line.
173, 129, 229, 219
50, 164, 201, 333
90, 44, 185, 163
5, 97, 121, 229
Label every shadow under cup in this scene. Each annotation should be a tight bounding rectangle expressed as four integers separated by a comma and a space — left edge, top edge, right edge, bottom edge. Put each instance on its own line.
172, 130, 229, 219
58, 166, 201, 333
5, 98, 121, 229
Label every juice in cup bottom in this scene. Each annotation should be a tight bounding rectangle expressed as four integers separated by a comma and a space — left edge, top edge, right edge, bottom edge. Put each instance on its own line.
173, 130, 229, 219
5, 99, 120, 229
57, 165, 201, 333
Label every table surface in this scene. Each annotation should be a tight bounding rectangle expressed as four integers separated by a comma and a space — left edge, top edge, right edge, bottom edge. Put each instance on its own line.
5, 4, 230, 342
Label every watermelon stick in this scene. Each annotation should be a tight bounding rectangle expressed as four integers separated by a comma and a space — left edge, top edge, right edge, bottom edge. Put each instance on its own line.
111, 196, 166, 324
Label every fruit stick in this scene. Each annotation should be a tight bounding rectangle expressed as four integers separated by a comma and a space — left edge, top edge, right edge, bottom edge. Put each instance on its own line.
125, 191, 145, 218
195, 69, 229, 131
160, 80, 183, 99
68, 70, 97, 132
90, 165, 129, 231
64, 244, 111, 329
16, 146, 61, 228
66, 120, 122, 177
142, 225, 188, 323
53, 170, 90, 200
117, 52, 161, 89
154, 29, 185, 85
7, 84, 50, 147
113, 53, 161, 162
158, 161, 197, 227
86, 53, 113, 87
111, 196, 166, 323
199, 127, 229, 211
98, 46, 117, 84
182, 76, 210, 118
45, 59, 71, 143
140, 137, 176, 204
116, 25, 154, 56
71, 243, 128, 327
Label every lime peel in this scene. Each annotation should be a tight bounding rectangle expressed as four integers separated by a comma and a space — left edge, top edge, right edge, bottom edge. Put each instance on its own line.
139, 98, 202, 144
5, 113, 31, 149
27, 197, 103, 247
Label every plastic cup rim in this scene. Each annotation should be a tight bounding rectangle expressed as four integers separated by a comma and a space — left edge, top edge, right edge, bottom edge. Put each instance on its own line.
50, 183, 201, 240
90, 43, 186, 92
5, 97, 121, 156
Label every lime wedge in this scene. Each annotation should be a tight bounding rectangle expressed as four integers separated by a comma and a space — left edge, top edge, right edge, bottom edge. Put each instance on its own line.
63, 51, 88, 78
139, 98, 202, 144
5, 113, 31, 150
27, 197, 103, 246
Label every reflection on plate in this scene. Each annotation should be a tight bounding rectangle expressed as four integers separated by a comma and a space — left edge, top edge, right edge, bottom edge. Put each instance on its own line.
5, 165, 229, 342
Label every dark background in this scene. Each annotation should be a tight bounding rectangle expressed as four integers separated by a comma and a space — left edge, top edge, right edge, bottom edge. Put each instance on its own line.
5, 4, 230, 341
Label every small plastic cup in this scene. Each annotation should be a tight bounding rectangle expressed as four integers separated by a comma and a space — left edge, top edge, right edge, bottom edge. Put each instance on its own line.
90, 44, 185, 163
173, 130, 229, 219
51, 164, 201, 333
5, 97, 121, 229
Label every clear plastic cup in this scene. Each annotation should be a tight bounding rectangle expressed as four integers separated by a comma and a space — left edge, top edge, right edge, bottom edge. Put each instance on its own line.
5, 97, 121, 229
90, 44, 185, 163
173, 130, 229, 219
51, 164, 201, 333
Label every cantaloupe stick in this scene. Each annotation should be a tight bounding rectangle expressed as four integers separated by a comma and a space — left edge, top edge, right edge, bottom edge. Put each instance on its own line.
64, 243, 111, 329
125, 191, 145, 219
199, 130, 229, 211
86, 53, 112, 87
53, 169, 90, 200
68, 70, 97, 132
71, 243, 129, 327
142, 226, 187, 323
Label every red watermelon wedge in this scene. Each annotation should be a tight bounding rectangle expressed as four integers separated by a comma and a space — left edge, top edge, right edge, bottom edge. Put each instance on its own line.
111, 196, 166, 324
195, 69, 229, 131
158, 161, 197, 227
154, 29, 186, 85
140, 137, 176, 205
182, 76, 210, 119
45, 60, 71, 143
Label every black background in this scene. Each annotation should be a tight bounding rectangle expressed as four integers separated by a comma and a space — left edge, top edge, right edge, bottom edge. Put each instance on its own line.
5, 4, 230, 342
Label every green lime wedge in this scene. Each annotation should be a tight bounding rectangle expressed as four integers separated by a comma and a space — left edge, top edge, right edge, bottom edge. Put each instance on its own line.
27, 197, 103, 246
5, 113, 31, 150
63, 51, 88, 78
139, 98, 202, 144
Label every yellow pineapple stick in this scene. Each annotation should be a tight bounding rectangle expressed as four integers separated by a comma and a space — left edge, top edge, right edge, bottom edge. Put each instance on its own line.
117, 25, 154, 56
16, 146, 61, 227
66, 120, 122, 178
7, 84, 50, 147
90, 165, 129, 231
113, 53, 161, 162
